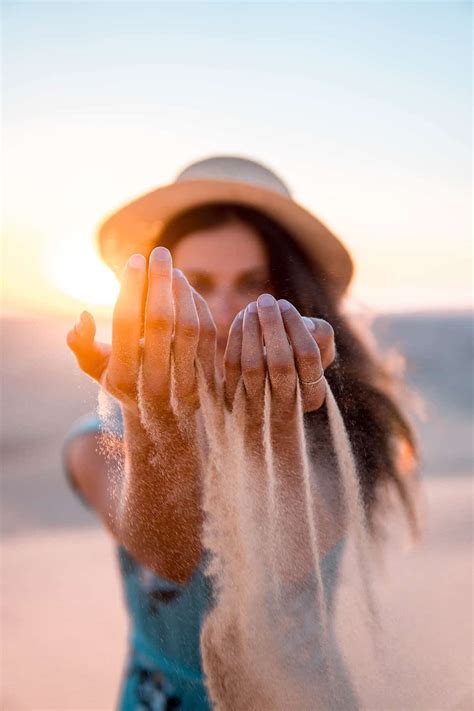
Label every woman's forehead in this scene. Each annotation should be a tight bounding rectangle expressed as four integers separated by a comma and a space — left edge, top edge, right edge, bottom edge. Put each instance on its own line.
172, 222, 268, 273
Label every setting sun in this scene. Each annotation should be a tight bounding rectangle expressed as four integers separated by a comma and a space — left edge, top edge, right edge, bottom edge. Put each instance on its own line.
46, 238, 119, 309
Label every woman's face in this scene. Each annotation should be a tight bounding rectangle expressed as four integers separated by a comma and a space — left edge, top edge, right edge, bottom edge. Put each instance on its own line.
172, 221, 272, 356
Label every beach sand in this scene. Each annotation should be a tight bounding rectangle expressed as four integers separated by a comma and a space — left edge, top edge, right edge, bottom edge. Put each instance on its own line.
2, 529, 126, 711
1, 312, 472, 710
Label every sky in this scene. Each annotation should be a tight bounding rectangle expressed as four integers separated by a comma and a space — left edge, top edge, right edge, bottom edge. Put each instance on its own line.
2, 0, 472, 318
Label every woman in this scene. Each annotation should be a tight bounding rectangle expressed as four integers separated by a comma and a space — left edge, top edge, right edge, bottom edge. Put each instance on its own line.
65, 156, 417, 710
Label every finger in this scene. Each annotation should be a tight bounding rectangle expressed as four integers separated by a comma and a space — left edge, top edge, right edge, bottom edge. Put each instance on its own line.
223, 310, 244, 409
241, 302, 265, 401
192, 288, 217, 392
278, 300, 325, 411
75, 310, 96, 342
256, 293, 296, 401
302, 316, 336, 369
107, 254, 147, 396
67, 312, 111, 383
172, 269, 200, 406
67, 310, 95, 354
240, 303, 267, 501
143, 247, 174, 404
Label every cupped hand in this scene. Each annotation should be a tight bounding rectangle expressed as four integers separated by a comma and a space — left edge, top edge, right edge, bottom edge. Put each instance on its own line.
66, 247, 217, 424
222, 295, 340, 578
224, 294, 336, 414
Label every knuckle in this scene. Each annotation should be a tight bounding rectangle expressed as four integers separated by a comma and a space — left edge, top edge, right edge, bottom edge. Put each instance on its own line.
110, 373, 133, 394
142, 381, 168, 405
146, 311, 173, 332
104, 372, 133, 398
297, 343, 320, 365
176, 320, 200, 340
242, 359, 265, 382
270, 359, 294, 379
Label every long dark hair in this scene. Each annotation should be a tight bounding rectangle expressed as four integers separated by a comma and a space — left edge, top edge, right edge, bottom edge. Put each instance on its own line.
158, 202, 419, 538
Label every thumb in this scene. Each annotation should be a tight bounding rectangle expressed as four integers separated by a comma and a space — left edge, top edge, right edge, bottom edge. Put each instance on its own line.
66, 311, 111, 383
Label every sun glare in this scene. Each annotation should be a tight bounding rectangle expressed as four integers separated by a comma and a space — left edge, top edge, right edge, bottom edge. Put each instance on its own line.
47, 239, 119, 308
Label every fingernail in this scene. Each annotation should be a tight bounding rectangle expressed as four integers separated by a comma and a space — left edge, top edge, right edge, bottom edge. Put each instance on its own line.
257, 293, 275, 308
303, 316, 316, 331
151, 246, 171, 263
247, 301, 258, 314
127, 253, 145, 269
174, 268, 184, 278
278, 299, 292, 312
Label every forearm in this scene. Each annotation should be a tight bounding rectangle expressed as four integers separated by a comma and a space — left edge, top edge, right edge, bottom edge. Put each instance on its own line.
117, 408, 204, 584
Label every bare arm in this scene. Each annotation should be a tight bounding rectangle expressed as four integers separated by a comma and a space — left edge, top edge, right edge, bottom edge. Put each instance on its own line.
65, 430, 123, 535
65, 415, 203, 584
118, 408, 203, 584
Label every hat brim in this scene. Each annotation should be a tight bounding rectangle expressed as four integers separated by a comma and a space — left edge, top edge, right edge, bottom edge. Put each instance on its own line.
97, 179, 354, 300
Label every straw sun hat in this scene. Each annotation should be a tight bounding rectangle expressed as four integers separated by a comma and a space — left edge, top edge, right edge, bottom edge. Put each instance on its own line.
97, 156, 353, 300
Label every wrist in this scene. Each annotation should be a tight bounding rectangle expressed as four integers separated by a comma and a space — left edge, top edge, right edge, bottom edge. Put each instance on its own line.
121, 404, 155, 464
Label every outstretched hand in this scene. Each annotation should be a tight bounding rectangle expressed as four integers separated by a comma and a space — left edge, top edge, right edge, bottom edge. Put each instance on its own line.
67, 262, 335, 422
66, 247, 216, 425
223, 294, 336, 414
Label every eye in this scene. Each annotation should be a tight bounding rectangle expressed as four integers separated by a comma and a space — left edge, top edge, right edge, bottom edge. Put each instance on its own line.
187, 273, 214, 294
238, 274, 271, 294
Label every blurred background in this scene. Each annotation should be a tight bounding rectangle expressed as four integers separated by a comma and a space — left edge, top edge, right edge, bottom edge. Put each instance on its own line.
2, 2, 472, 709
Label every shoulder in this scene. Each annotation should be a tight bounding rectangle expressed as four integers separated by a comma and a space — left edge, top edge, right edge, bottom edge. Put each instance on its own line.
62, 394, 124, 509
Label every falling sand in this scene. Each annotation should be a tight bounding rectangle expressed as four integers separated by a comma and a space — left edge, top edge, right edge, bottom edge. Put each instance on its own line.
96, 370, 402, 710
197, 373, 380, 710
